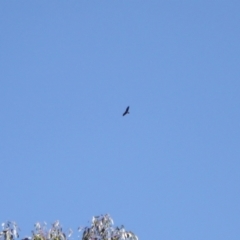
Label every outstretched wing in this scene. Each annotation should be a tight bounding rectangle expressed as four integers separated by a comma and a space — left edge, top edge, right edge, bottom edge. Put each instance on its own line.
122, 106, 130, 116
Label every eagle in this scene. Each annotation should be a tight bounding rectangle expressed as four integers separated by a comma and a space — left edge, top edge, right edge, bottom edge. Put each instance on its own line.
122, 106, 130, 116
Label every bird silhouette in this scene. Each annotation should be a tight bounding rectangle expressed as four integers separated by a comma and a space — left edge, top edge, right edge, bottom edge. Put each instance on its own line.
122, 106, 130, 116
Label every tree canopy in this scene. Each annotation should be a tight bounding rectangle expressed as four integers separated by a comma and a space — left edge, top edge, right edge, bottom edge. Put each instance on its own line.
0, 215, 138, 240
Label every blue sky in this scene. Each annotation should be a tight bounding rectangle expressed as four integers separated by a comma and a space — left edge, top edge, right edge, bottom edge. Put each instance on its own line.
1, 1, 240, 239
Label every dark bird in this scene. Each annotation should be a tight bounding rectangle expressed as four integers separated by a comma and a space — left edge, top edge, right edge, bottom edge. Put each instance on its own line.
122, 106, 130, 116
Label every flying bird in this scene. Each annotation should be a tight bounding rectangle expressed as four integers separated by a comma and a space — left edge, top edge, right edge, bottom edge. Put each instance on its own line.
122, 106, 130, 116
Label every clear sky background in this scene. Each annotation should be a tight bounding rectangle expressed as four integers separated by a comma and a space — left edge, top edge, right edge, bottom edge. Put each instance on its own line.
1, 1, 240, 240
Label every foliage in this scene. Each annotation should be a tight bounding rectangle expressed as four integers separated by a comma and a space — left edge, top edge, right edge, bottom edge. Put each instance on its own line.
0, 221, 19, 240
0, 215, 138, 240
